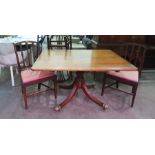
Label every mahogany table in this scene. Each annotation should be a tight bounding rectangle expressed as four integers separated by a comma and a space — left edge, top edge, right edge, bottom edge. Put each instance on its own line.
32, 49, 137, 111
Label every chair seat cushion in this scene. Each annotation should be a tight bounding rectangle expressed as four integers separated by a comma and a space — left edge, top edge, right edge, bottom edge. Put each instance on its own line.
21, 69, 55, 85
107, 71, 139, 83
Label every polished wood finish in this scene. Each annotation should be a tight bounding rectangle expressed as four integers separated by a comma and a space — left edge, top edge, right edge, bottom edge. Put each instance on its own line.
32, 49, 136, 110
54, 72, 108, 111
32, 49, 137, 72
92, 43, 146, 75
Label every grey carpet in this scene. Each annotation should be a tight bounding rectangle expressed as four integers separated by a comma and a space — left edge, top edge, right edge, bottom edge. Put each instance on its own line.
0, 67, 155, 119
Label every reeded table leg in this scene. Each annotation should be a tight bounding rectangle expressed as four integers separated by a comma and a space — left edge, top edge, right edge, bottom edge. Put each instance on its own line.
82, 83, 108, 109
55, 72, 108, 111
54, 84, 78, 111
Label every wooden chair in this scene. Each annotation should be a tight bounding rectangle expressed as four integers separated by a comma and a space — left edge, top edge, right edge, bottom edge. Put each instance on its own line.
101, 43, 146, 107
14, 41, 57, 109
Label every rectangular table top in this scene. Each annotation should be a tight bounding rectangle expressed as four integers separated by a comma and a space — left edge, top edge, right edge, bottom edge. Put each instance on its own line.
32, 49, 137, 72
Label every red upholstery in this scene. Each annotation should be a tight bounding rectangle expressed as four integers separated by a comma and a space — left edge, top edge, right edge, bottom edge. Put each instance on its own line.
21, 69, 55, 84
107, 71, 139, 83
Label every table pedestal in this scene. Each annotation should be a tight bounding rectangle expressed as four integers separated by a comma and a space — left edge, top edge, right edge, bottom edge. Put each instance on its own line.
54, 72, 108, 111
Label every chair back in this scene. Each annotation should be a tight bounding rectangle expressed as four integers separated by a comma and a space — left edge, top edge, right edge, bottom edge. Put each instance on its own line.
14, 41, 37, 73
50, 35, 72, 49
124, 43, 146, 75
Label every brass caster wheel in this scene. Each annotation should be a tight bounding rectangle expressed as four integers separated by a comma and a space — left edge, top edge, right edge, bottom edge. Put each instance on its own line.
54, 105, 61, 111
103, 104, 108, 110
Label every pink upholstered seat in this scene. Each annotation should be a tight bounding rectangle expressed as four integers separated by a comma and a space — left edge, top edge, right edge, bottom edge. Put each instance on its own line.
107, 71, 139, 83
21, 69, 55, 84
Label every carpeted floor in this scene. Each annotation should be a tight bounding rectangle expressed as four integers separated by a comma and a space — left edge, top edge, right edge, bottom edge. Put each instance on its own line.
0, 67, 155, 119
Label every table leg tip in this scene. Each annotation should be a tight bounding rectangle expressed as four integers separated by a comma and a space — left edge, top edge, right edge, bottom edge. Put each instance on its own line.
103, 104, 108, 110
54, 105, 62, 111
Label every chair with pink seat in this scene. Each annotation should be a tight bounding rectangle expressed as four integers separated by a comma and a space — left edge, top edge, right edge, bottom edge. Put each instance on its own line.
14, 41, 57, 109
101, 43, 146, 107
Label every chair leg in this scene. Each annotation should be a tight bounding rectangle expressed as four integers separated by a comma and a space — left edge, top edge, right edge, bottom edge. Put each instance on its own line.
10, 66, 15, 86
22, 86, 28, 109
101, 74, 107, 96
131, 85, 138, 107
38, 83, 41, 90
116, 81, 119, 88
53, 78, 57, 100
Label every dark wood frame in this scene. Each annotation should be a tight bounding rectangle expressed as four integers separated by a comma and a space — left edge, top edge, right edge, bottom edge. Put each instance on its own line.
55, 72, 108, 111
14, 41, 57, 109
101, 43, 146, 107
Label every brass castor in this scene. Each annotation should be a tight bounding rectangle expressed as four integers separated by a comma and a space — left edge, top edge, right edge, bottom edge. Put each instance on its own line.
54, 104, 61, 111
103, 104, 108, 110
